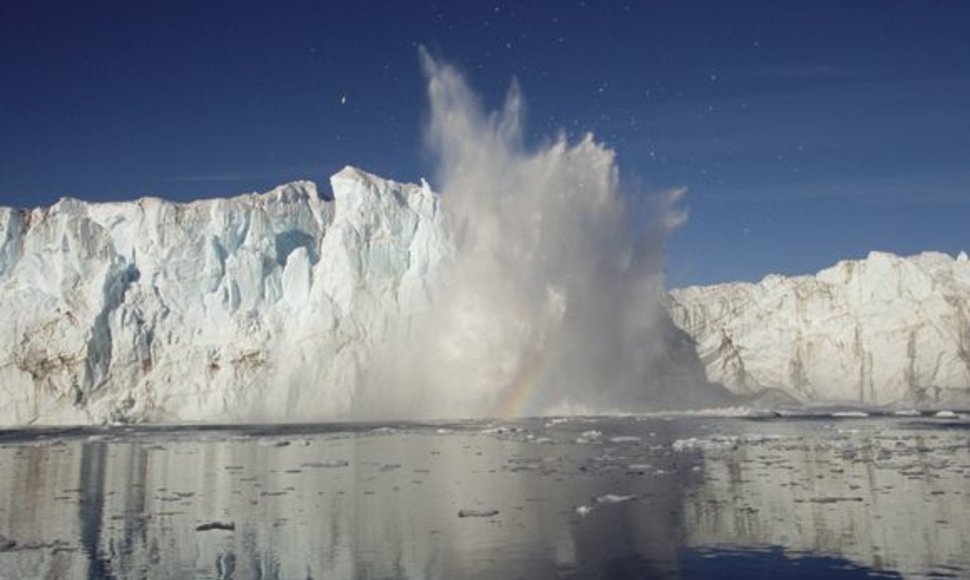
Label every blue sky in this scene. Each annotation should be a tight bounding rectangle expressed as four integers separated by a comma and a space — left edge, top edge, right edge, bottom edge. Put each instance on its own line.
1, 1, 967, 286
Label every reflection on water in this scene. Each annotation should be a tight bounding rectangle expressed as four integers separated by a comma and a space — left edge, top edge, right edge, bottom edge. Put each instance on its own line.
0, 416, 967, 579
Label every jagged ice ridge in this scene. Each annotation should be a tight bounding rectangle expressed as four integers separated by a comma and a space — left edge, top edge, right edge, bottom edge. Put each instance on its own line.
669, 250, 970, 406
0, 167, 446, 425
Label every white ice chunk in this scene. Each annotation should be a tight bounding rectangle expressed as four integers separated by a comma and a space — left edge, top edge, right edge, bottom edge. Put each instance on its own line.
594, 494, 634, 504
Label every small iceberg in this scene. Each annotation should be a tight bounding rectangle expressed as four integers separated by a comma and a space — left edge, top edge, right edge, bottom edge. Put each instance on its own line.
594, 494, 635, 505
609, 436, 642, 444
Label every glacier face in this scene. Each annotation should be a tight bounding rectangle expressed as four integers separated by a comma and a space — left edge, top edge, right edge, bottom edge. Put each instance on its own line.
3, 166, 966, 426
0, 167, 446, 425
0, 165, 722, 427
669, 251, 970, 406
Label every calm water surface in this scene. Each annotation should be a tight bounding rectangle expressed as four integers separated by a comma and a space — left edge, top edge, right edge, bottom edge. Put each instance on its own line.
0, 414, 968, 579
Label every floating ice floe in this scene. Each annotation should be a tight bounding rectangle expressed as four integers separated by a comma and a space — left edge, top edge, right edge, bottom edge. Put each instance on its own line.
594, 494, 635, 504
672, 437, 736, 452
609, 436, 642, 443
672, 434, 787, 452
634, 406, 757, 418
576, 430, 603, 444
481, 426, 528, 435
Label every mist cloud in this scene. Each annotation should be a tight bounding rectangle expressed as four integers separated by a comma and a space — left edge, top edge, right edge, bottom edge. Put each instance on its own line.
356, 50, 718, 418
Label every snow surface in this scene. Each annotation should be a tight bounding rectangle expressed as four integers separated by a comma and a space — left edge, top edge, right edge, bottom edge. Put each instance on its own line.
669, 251, 970, 406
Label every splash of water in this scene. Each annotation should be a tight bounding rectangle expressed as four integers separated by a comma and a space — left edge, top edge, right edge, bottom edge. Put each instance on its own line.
358, 51, 717, 419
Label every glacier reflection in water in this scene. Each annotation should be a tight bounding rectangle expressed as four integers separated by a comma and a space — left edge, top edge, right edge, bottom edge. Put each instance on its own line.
0, 415, 968, 579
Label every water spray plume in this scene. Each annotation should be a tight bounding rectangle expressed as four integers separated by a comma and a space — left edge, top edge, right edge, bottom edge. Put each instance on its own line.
356, 50, 722, 419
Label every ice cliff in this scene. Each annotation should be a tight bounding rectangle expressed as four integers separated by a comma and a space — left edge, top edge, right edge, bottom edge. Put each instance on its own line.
669, 251, 970, 406
0, 165, 722, 427
0, 167, 446, 425
3, 167, 966, 426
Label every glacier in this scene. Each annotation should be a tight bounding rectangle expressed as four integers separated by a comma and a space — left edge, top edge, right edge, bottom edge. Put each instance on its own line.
0, 166, 719, 427
669, 251, 970, 407
1, 169, 968, 427
0, 167, 448, 425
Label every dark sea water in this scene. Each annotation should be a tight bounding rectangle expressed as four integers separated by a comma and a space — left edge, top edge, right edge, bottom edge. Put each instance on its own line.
0, 413, 968, 579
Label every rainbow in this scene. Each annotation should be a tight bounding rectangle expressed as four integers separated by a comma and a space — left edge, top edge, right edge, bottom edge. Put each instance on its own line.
492, 347, 558, 419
